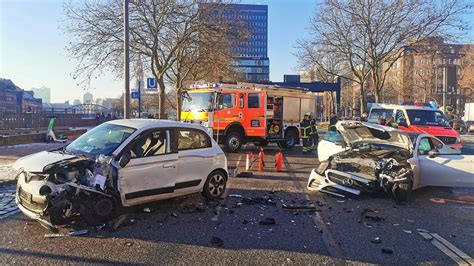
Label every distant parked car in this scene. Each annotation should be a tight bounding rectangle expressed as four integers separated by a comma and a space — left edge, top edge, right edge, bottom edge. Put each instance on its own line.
14, 119, 227, 230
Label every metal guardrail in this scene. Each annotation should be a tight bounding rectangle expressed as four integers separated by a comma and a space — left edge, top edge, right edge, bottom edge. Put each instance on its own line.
0, 113, 109, 130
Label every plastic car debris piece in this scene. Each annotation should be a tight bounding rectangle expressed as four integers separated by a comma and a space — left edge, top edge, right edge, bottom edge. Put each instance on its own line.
282, 204, 316, 211
143, 208, 151, 213
382, 248, 394, 254
417, 228, 429, 233
44, 229, 88, 238
259, 217, 276, 225
210, 236, 224, 247
108, 214, 128, 232
371, 237, 381, 244
403, 230, 412, 234
171, 212, 178, 218
365, 215, 385, 222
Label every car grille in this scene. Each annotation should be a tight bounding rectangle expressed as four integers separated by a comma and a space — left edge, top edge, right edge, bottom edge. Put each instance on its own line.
18, 186, 46, 213
327, 172, 371, 190
438, 136, 457, 145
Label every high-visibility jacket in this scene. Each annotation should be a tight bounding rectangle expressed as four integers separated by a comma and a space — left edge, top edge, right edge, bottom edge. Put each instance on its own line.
300, 119, 311, 138
310, 120, 318, 135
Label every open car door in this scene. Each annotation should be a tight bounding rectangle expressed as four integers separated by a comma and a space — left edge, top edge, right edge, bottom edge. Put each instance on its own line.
417, 137, 474, 188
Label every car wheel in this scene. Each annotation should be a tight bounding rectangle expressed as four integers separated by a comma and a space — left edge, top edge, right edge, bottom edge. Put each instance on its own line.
224, 132, 242, 153
279, 129, 297, 149
392, 181, 412, 202
203, 170, 227, 200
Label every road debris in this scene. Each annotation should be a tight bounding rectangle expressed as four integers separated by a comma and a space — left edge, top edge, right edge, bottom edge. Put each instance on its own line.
371, 237, 381, 244
382, 248, 394, 254
403, 230, 412, 234
259, 217, 276, 225
282, 204, 317, 211
210, 236, 224, 247
143, 208, 152, 213
365, 215, 385, 222
44, 229, 89, 238
108, 214, 129, 232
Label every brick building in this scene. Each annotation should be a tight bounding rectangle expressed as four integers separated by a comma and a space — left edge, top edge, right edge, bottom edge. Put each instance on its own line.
383, 37, 474, 112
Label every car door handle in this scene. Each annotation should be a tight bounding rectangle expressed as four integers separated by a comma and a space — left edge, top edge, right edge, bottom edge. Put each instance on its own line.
162, 164, 176, 169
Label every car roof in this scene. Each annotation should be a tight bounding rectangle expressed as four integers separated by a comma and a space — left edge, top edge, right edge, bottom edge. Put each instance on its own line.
370, 104, 440, 111
106, 119, 206, 131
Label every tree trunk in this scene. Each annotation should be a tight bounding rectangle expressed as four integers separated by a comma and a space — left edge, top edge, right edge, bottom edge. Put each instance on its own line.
157, 76, 166, 119
359, 83, 366, 115
176, 86, 182, 121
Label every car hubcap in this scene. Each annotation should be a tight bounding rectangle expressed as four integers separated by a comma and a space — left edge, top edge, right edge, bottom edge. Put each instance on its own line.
209, 174, 225, 196
229, 137, 239, 150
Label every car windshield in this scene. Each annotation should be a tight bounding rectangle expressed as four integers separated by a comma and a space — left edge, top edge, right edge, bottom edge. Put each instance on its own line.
368, 108, 393, 123
406, 110, 449, 127
65, 123, 136, 155
323, 131, 344, 143
182, 92, 214, 112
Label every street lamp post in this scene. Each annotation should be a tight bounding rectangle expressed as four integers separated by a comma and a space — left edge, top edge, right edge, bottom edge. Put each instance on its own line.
123, 0, 131, 119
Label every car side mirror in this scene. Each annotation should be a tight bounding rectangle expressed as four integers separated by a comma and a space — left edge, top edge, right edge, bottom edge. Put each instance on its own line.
428, 150, 439, 158
118, 153, 130, 168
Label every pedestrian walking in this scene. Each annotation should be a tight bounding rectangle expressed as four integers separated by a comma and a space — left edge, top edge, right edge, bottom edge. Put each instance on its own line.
300, 113, 312, 154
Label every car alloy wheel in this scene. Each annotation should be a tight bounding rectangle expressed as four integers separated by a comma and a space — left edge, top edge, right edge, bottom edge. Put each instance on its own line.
203, 170, 227, 199
209, 173, 225, 196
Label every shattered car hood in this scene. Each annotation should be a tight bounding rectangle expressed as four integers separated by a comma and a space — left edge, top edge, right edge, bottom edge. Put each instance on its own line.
12, 151, 77, 173
336, 121, 412, 151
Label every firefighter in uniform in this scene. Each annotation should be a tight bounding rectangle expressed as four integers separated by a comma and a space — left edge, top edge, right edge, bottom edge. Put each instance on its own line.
300, 113, 312, 154
309, 113, 319, 150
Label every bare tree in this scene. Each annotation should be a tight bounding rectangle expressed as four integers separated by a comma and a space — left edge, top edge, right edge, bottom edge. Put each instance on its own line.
298, 0, 471, 111
165, 3, 243, 120
296, 7, 372, 114
63, 0, 238, 119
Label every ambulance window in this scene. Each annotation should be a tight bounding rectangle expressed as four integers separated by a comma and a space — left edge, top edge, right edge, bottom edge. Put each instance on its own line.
239, 94, 244, 108
248, 94, 260, 108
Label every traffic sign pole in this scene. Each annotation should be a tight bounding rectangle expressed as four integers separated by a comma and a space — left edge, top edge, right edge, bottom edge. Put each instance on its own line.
138, 80, 141, 118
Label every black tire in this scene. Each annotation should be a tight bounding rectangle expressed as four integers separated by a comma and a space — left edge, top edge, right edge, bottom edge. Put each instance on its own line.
392, 181, 413, 202
279, 129, 298, 149
224, 131, 242, 153
202, 170, 227, 200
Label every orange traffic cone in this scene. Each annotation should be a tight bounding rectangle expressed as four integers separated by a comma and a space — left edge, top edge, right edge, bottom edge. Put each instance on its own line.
275, 150, 283, 172
258, 148, 265, 171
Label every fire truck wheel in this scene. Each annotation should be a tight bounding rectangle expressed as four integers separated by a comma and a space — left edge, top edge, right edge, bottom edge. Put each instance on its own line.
280, 129, 297, 149
224, 132, 242, 152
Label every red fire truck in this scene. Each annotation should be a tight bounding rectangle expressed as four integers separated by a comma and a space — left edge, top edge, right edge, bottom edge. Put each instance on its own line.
181, 83, 321, 152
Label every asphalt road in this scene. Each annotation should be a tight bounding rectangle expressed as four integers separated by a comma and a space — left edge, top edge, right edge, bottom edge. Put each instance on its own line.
0, 140, 472, 264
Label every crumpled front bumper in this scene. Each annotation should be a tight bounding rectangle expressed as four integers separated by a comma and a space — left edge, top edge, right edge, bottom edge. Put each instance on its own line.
307, 169, 366, 197
15, 194, 56, 230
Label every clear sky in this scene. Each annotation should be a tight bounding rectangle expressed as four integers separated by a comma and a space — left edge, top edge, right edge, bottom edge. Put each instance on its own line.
0, 0, 472, 103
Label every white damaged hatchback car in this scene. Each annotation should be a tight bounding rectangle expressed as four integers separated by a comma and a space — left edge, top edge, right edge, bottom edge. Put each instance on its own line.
13, 119, 227, 229
308, 121, 473, 201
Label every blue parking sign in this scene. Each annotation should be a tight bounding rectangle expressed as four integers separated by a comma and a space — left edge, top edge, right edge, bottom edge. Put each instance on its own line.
131, 91, 139, 99
147, 77, 157, 90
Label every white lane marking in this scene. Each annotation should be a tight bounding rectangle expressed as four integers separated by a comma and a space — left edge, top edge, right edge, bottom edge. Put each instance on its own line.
282, 155, 344, 257
418, 231, 473, 265
431, 233, 473, 265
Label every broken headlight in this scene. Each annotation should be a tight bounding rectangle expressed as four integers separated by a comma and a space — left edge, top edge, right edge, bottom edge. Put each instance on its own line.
316, 161, 330, 175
